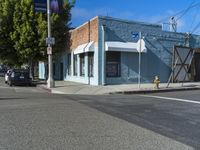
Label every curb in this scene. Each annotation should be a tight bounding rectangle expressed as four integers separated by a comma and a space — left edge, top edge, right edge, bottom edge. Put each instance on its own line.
109, 87, 200, 95
51, 90, 66, 94
36, 83, 200, 95
36, 84, 52, 93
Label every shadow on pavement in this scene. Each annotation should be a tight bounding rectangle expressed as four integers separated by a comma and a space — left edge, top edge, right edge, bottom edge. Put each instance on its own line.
67, 94, 200, 149
0, 97, 23, 100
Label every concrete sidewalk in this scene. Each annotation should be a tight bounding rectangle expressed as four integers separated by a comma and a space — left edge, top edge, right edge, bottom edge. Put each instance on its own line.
37, 81, 200, 95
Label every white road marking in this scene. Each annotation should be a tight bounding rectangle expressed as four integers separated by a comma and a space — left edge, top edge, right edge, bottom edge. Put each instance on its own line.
140, 95, 200, 104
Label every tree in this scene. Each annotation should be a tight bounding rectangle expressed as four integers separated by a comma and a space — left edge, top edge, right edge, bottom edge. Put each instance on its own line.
0, 0, 19, 66
35, 13, 47, 58
51, 0, 75, 54
0, 0, 75, 72
11, 0, 38, 63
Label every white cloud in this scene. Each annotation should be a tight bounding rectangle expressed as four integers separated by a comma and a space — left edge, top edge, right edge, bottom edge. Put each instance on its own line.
177, 19, 185, 28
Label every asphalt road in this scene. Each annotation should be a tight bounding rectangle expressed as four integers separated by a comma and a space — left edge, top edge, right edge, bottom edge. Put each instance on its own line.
0, 77, 199, 149
70, 91, 200, 149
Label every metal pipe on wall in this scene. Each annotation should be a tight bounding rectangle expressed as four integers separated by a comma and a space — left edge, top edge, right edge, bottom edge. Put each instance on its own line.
101, 25, 106, 85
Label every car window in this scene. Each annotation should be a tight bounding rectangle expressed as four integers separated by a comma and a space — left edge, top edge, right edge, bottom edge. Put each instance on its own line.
13, 71, 29, 77
14, 72, 21, 77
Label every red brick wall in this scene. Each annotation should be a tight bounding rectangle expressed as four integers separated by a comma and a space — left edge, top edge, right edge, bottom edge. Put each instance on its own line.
70, 17, 98, 51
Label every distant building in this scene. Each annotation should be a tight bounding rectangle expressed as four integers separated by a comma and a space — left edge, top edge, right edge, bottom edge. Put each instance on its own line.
39, 16, 200, 85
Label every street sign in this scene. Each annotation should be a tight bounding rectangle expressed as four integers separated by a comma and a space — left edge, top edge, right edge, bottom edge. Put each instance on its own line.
46, 37, 55, 45
131, 32, 139, 39
47, 47, 52, 55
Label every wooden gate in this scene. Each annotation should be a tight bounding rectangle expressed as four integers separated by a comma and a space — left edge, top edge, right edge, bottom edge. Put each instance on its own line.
167, 46, 194, 86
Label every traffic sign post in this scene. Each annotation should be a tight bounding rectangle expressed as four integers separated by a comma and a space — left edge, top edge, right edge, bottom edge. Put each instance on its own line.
131, 31, 141, 89
47, 47, 52, 55
46, 0, 55, 88
46, 37, 55, 45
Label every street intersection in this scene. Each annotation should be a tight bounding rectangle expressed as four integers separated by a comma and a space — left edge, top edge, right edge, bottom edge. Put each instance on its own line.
0, 77, 199, 149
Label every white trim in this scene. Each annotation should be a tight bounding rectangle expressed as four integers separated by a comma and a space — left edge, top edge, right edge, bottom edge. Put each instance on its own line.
105, 39, 147, 53
73, 43, 88, 55
85, 41, 94, 53
73, 41, 94, 55
140, 95, 200, 104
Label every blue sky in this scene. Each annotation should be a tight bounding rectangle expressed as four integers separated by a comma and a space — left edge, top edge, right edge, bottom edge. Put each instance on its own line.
71, 0, 200, 34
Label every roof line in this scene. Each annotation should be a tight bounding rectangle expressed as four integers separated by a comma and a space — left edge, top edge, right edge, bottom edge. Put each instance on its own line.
98, 16, 162, 28
71, 16, 98, 31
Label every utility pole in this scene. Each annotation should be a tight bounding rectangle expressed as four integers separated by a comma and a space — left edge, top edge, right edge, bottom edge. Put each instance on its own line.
138, 32, 142, 89
47, 0, 55, 88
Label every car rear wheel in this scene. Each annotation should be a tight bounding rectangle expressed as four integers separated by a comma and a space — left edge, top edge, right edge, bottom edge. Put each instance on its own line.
8, 81, 12, 87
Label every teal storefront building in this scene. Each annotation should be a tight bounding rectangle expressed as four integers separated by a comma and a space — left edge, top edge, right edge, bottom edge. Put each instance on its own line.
39, 16, 200, 85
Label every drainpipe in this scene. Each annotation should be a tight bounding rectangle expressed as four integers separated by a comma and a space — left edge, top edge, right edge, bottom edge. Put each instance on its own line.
88, 21, 91, 85
101, 25, 106, 85
138, 32, 142, 89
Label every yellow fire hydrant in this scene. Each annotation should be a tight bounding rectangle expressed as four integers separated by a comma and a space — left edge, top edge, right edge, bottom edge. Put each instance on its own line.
153, 75, 160, 89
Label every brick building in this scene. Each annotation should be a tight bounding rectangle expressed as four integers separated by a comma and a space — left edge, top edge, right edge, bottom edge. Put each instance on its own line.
39, 16, 200, 85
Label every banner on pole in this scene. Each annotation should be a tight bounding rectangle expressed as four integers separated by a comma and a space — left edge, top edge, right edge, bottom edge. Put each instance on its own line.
34, 0, 65, 13
34, 0, 47, 12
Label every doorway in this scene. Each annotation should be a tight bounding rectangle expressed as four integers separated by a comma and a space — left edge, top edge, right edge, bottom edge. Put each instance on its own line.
60, 62, 64, 80
194, 53, 200, 81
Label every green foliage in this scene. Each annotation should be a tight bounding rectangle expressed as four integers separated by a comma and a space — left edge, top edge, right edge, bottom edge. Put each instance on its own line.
51, 0, 74, 53
11, 0, 38, 63
0, 0, 75, 66
0, 0, 19, 66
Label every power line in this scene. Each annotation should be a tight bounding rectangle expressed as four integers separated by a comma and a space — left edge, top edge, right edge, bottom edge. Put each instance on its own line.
155, 2, 200, 24
189, 4, 200, 33
176, 1, 196, 21
191, 22, 200, 34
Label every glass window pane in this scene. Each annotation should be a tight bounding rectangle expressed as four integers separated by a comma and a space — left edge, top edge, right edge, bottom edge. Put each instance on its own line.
73, 55, 78, 76
80, 54, 85, 76
88, 52, 94, 77
106, 51, 121, 77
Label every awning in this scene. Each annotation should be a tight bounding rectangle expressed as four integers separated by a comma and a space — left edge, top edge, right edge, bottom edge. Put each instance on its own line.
105, 39, 147, 53
73, 41, 94, 54
85, 41, 94, 53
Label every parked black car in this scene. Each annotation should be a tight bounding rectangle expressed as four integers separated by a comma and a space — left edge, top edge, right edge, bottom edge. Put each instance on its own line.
7, 69, 32, 86
0, 65, 7, 77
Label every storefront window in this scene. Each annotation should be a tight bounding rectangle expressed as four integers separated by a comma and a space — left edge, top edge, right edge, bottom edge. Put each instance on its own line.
106, 51, 121, 77
80, 53, 85, 76
73, 54, 78, 76
88, 52, 94, 77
